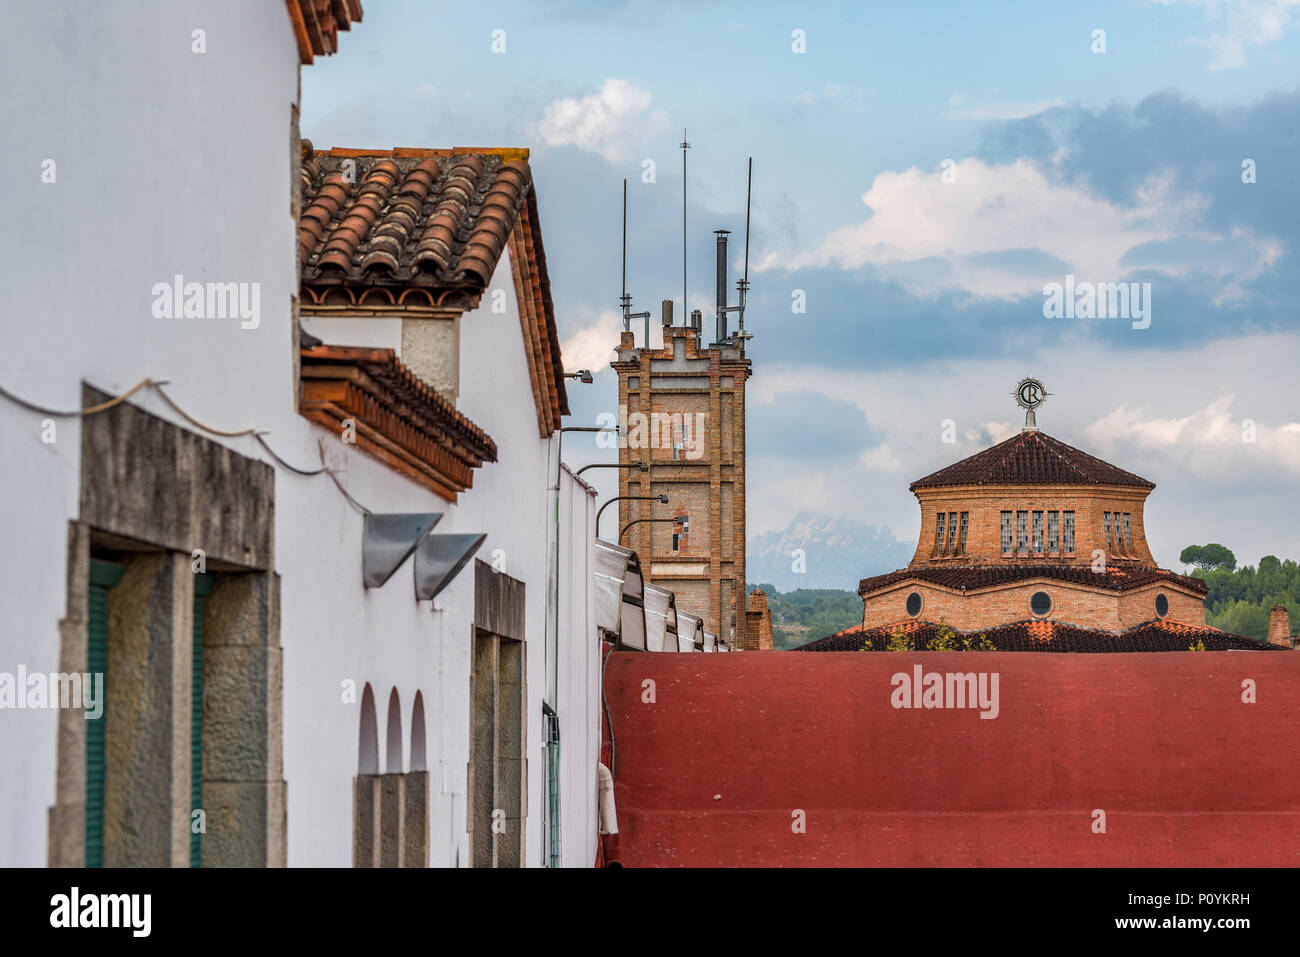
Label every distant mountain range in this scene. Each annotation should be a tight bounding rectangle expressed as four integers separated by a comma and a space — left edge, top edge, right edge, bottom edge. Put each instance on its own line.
747, 511, 914, 592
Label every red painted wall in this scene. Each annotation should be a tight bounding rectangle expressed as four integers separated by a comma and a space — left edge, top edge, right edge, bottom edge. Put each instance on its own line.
604, 652, 1300, 866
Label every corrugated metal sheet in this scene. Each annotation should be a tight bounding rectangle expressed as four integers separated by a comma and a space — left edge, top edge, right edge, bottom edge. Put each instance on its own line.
643, 583, 672, 653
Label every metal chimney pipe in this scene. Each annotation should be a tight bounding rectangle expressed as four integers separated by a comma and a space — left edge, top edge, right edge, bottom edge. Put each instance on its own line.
691, 309, 702, 333
661, 299, 673, 327
715, 229, 730, 343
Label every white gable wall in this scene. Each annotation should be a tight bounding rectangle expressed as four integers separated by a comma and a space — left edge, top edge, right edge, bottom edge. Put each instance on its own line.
0, 0, 593, 869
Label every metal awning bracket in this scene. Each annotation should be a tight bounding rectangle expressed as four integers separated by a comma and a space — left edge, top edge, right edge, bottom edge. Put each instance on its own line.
362, 513, 443, 588
414, 533, 487, 602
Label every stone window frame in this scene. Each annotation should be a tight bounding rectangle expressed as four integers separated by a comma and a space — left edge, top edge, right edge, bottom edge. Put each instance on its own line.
50, 385, 284, 868
468, 560, 527, 868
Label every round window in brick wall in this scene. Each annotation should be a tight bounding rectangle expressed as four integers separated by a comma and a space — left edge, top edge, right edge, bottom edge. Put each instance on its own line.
1155, 593, 1169, 618
905, 592, 922, 617
1029, 591, 1052, 617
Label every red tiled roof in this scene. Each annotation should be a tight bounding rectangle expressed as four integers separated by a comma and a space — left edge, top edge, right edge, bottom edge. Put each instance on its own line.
297, 145, 570, 427
286, 0, 362, 64
797, 617, 1278, 653
298, 147, 532, 297
858, 563, 1207, 596
299, 344, 497, 501
910, 430, 1154, 491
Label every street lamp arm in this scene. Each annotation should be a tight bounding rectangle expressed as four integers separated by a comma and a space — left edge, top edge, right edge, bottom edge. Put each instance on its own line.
577, 461, 648, 477
619, 516, 683, 545
596, 493, 668, 533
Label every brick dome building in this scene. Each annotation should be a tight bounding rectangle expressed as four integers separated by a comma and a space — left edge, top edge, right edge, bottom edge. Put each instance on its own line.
802, 389, 1281, 652
858, 426, 1210, 633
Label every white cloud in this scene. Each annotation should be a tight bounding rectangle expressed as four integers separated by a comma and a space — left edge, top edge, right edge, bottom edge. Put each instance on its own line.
946, 97, 1065, 120
558, 309, 622, 375
414, 84, 438, 97
1083, 395, 1300, 476
532, 78, 669, 162
743, 332, 1300, 561
1153, 0, 1300, 69
757, 157, 1280, 298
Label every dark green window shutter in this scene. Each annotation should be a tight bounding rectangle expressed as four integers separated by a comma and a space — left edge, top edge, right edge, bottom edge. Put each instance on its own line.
86, 559, 125, 868
191, 574, 214, 868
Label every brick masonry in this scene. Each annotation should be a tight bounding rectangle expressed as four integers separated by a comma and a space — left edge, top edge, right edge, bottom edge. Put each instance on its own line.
908, 483, 1156, 568
866, 471, 1209, 633
1270, 605, 1294, 648
863, 578, 1206, 632
745, 589, 775, 651
613, 324, 752, 647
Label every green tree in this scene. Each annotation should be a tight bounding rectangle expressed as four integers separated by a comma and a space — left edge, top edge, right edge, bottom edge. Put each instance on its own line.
1180, 543, 1236, 572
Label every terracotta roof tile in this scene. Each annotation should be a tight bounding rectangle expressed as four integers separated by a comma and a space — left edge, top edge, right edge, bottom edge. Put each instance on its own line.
798, 617, 1279, 653
299, 344, 497, 501
287, 0, 363, 65
298, 144, 570, 429
299, 147, 529, 297
910, 430, 1154, 491
858, 563, 1207, 596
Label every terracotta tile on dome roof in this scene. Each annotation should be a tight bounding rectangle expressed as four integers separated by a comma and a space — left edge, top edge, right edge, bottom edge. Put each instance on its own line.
797, 615, 1279, 653
858, 564, 1206, 596
910, 429, 1154, 491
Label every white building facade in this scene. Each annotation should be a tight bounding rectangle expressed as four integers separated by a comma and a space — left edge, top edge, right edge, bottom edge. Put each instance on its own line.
0, 0, 599, 868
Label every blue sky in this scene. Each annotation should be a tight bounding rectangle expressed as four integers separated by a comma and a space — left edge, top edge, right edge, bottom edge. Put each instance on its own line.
302, 0, 1300, 571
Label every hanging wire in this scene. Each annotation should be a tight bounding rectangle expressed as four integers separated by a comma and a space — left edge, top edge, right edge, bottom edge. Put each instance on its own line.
253, 432, 327, 476
0, 376, 372, 513
153, 383, 257, 438
0, 377, 154, 417
318, 438, 370, 515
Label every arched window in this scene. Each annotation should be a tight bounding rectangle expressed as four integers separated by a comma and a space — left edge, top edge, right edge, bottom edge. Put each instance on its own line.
358, 683, 379, 775
385, 688, 403, 775
410, 692, 427, 773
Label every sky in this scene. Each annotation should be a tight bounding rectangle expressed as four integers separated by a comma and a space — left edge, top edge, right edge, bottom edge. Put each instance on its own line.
301, 0, 1300, 571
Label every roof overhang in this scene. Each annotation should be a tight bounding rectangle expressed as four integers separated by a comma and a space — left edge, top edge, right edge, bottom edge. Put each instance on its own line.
287, 0, 363, 64
299, 344, 497, 501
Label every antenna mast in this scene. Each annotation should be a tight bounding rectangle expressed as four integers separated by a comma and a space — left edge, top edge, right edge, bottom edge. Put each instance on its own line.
619, 177, 650, 342
681, 129, 690, 325
738, 156, 752, 351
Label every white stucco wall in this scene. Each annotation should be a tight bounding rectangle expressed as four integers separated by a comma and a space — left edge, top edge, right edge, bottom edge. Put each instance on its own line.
0, 0, 595, 869
0, 0, 305, 868
556, 466, 600, 867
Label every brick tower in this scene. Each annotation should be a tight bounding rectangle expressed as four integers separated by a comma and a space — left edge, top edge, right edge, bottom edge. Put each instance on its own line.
612, 284, 752, 648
